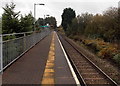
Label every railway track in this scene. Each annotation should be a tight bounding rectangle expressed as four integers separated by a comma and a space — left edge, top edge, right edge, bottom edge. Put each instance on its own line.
58, 34, 118, 86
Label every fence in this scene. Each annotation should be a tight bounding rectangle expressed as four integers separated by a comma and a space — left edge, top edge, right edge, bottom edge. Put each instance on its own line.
0, 28, 51, 73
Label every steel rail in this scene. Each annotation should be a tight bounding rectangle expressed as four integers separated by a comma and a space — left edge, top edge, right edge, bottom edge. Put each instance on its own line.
59, 34, 118, 86
58, 34, 87, 86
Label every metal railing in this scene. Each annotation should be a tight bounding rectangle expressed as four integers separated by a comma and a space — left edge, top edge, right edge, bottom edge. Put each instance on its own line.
0, 28, 51, 73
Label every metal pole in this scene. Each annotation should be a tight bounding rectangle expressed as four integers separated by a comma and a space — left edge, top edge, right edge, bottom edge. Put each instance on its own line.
23, 33, 26, 51
44, 15, 45, 26
34, 3, 45, 31
0, 35, 3, 74
34, 3, 36, 31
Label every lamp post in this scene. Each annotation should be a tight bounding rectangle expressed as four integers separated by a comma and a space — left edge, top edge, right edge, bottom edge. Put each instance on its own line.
34, 3, 45, 31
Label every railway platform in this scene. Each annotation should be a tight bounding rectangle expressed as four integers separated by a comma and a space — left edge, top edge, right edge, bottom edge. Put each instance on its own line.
1, 31, 118, 86
2, 31, 78, 85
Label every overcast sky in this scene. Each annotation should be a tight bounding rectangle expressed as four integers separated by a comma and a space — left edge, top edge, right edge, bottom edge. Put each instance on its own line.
0, 0, 119, 26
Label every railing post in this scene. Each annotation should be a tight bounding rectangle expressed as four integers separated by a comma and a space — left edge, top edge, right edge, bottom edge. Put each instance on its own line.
0, 34, 3, 74
23, 33, 26, 51
33, 32, 36, 45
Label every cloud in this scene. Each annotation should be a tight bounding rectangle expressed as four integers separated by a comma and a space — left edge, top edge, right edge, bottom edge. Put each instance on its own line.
0, 0, 119, 26
46, 1, 119, 25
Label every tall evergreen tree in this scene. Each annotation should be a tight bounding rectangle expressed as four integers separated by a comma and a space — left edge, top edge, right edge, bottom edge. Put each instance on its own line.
2, 3, 20, 34
61, 8, 76, 31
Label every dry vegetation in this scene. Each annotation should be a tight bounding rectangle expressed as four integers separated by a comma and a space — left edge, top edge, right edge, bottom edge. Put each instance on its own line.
66, 35, 120, 84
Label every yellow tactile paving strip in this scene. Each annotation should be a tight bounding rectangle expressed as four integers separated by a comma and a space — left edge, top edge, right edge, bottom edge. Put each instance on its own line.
41, 32, 55, 85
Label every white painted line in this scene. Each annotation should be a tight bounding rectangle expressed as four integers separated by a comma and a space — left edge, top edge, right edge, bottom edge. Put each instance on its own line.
56, 33, 80, 86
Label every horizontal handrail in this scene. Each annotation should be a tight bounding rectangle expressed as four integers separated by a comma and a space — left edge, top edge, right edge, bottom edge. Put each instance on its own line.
2, 31, 33, 37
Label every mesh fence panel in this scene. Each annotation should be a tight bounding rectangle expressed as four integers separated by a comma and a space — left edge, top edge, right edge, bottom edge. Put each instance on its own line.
2, 29, 51, 69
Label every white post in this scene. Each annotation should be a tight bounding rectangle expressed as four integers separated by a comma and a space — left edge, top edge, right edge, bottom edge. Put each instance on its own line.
34, 3, 45, 31
0, 34, 3, 74
0, 34, 2, 86
34, 3, 36, 31
24, 33, 26, 51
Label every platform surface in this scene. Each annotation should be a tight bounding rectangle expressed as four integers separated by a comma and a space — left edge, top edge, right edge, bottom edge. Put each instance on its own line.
2, 31, 76, 85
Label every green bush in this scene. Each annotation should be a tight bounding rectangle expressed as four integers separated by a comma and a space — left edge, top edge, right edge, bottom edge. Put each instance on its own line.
3, 35, 16, 41
113, 53, 120, 64
73, 35, 80, 41
68, 35, 74, 39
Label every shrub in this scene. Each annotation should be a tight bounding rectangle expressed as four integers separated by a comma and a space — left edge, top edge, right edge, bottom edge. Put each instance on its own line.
96, 40, 107, 51
83, 39, 103, 52
113, 53, 120, 64
68, 35, 74, 39
75, 37, 119, 60
73, 35, 80, 41
97, 47, 118, 59
3, 35, 16, 41
83, 39, 93, 45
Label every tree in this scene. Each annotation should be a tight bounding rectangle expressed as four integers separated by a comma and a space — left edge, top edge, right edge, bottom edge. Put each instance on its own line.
61, 8, 76, 31
20, 12, 34, 32
36, 18, 44, 26
35, 16, 57, 30
103, 7, 119, 40
45, 16, 57, 29
77, 13, 93, 35
84, 14, 105, 38
35, 18, 44, 30
69, 18, 78, 35
2, 3, 20, 34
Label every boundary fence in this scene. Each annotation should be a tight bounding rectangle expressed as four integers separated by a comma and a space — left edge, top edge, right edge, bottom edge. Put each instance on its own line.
0, 28, 51, 73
